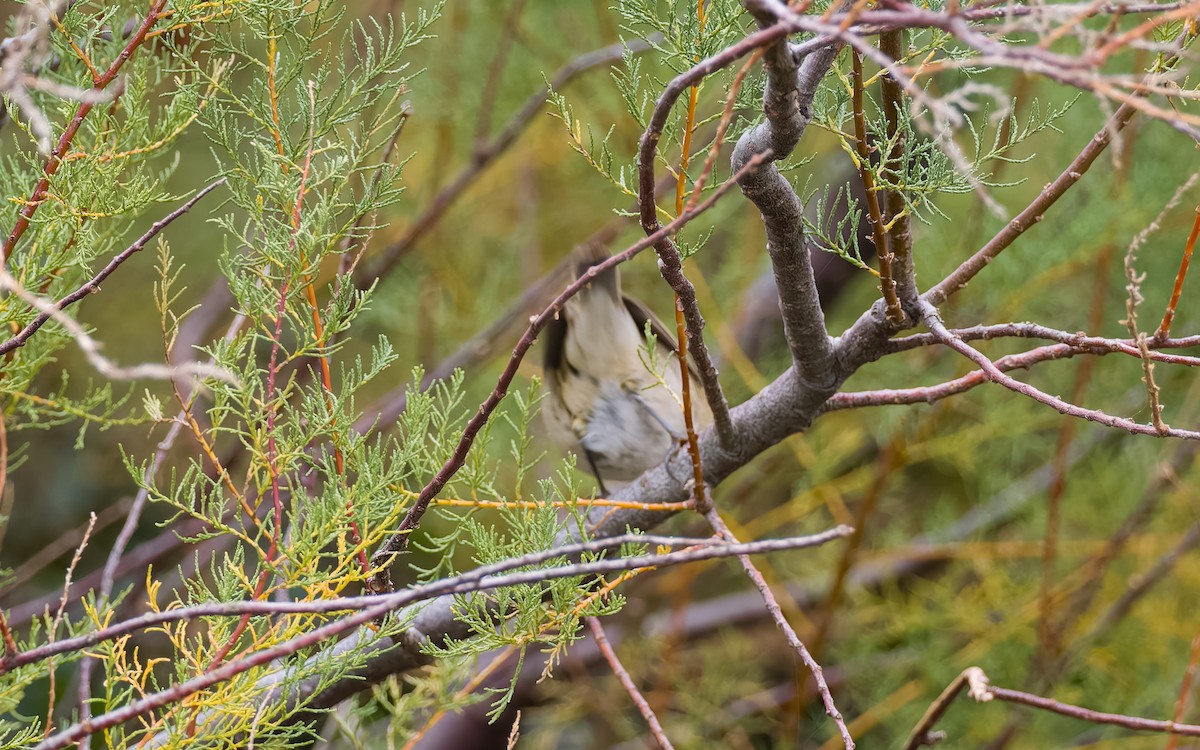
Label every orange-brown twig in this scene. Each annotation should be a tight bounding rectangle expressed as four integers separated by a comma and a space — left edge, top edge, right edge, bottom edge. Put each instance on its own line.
1156, 204, 1200, 341
851, 49, 902, 324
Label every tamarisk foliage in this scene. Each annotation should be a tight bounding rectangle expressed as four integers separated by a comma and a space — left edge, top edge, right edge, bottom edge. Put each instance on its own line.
2, 1, 1200, 748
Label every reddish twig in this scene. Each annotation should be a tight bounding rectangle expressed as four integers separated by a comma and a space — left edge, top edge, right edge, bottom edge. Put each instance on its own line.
206, 88, 317, 673
829, 328, 1200, 412
2, 0, 169, 264
683, 49, 763, 213
664, 1, 715, 504
637, 20, 808, 449
1156, 204, 1200, 341
916, 301, 1200, 439
587, 617, 677, 750
0, 611, 15, 662
908, 667, 1200, 746
1167, 627, 1200, 750
889, 323, 1200, 362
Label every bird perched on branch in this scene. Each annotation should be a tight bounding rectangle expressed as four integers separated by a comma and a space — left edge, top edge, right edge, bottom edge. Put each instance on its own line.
542, 246, 713, 494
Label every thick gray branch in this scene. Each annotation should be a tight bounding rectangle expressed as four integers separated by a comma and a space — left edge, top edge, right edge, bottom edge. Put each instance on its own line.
732, 3, 842, 388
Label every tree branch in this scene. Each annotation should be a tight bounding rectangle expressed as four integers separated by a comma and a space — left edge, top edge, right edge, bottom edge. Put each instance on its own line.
731, 2, 842, 389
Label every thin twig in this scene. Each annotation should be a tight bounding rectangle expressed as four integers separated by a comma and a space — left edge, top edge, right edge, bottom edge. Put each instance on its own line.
1122, 175, 1197, 435
926, 101, 1139, 305
44, 512, 96, 738
1167, 627, 1200, 750
988, 683, 1200, 737
638, 18, 813, 448
587, 617, 677, 750
0, 179, 225, 355
849, 49, 900, 323
706, 508, 855, 749
1156, 203, 1200, 340
901, 667, 992, 750
915, 301, 1200, 440
877, 29, 916, 319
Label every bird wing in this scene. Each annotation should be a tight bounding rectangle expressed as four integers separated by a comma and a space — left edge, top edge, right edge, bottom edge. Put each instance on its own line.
622, 294, 679, 354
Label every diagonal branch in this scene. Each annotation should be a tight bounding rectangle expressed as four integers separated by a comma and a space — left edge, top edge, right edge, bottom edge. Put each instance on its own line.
2, 0, 169, 264
587, 617, 677, 750
925, 101, 1139, 306
364, 36, 657, 282
917, 300, 1200, 440
0, 179, 225, 356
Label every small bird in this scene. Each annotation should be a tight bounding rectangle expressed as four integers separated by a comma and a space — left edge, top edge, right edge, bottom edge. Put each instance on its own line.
542, 246, 713, 494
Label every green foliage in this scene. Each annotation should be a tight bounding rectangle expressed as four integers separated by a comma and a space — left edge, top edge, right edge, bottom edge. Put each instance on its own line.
3, 1, 1200, 749
0, 0, 558, 745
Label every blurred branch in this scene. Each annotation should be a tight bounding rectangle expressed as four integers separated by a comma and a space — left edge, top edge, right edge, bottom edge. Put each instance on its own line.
363, 35, 659, 282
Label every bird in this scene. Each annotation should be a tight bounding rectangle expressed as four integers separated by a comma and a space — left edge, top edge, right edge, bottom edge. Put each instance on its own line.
542, 246, 713, 494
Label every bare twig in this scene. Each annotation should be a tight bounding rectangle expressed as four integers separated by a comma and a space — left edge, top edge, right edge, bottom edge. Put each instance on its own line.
987, 683, 1200, 737
43, 511, 95, 738
828, 330, 1200, 412
902, 667, 992, 750
1122, 175, 1197, 435
0, 179, 225, 356
9, 530, 851, 674
587, 617, 677, 750
706, 508, 855, 749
